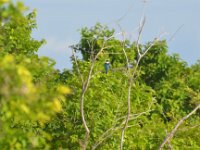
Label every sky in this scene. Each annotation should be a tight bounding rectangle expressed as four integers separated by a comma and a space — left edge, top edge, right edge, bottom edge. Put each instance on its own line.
22, 0, 200, 70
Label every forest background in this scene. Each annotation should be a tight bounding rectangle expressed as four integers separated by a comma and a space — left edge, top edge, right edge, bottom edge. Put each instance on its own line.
0, 0, 199, 150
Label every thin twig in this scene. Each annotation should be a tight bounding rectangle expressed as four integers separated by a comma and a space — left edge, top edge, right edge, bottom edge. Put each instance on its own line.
136, 16, 146, 57
115, 21, 131, 77
169, 24, 184, 42
72, 49, 84, 84
92, 109, 152, 150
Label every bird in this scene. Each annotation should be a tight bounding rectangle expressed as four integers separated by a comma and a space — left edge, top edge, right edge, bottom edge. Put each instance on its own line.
104, 60, 110, 74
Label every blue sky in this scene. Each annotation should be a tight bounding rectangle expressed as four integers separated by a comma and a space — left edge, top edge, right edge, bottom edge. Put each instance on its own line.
22, 0, 200, 70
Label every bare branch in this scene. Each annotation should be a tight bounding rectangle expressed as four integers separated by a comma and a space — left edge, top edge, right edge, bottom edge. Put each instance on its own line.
72, 49, 84, 84
120, 31, 143, 150
80, 42, 106, 150
116, 3, 134, 23
169, 24, 184, 42
115, 22, 130, 74
92, 109, 152, 150
79, 32, 123, 150
136, 16, 146, 57
120, 29, 164, 150
159, 104, 200, 150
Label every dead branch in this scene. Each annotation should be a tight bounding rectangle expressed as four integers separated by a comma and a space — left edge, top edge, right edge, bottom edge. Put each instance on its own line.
92, 109, 152, 150
136, 16, 146, 57
72, 49, 84, 84
120, 16, 146, 150
120, 28, 163, 150
169, 24, 184, 42
80, 43, 106, 150
158, 104, 200, 150
79, 32, 123, 150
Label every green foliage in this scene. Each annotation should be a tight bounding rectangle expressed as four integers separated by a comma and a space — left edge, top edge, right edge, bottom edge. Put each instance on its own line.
188, 59, 200, 92
0, 1, 45, 56
0, 1, 199, 149
0, 1, 69, 149
48, 24, 199, 149
77, 23, 115, 61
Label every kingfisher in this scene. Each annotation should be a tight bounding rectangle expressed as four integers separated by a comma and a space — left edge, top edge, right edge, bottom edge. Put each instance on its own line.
104, 60, 110, 74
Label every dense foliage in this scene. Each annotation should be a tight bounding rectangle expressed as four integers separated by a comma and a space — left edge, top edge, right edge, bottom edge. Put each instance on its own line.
0, 1, 70, 149
0, 1, 199, 150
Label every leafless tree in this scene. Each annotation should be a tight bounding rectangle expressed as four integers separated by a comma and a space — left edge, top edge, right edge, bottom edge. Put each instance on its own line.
119, 16, 165, 149
71, 33, 123, 150
71, 8, 164, 150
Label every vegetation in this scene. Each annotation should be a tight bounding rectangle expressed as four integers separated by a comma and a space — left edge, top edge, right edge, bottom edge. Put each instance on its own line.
0, 1, 199, 150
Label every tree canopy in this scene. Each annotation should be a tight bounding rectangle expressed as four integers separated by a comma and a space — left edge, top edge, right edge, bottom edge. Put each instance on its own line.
0, 1, 199, 150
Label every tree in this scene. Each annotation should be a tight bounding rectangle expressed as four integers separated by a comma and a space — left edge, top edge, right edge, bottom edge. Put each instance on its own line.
0, 1, 199, 149
0, 1, 70, 149
53, 23, 199, 149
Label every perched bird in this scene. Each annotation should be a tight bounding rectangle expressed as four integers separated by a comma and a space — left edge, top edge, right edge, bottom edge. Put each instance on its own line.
104, 60, 110, 74
126, 62, 133, 69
